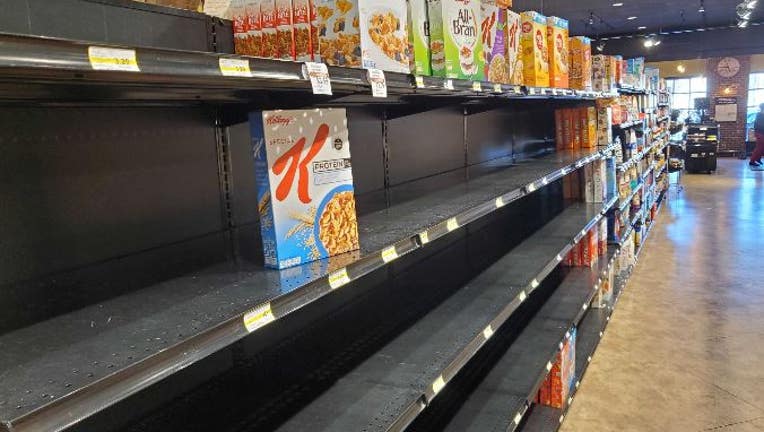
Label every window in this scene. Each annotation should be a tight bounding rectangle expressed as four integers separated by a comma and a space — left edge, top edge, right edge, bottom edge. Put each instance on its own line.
747, 73, 764, 139
666, 76, 708, 123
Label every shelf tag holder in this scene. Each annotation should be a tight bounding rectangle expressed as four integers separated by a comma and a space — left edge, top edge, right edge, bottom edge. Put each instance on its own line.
328, 268, 350, 289
88, 46, 140, 72
367, 68, 387, 98
219, 58, 252, 77
242, 303, 275, 333
303, 62, 332, 95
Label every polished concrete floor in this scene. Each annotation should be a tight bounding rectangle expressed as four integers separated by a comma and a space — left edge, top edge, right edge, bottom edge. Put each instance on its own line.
562, 159, 764, 432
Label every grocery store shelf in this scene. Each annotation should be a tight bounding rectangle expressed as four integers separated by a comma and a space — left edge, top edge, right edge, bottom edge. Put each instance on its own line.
618, 143, 655, 172
617, 119, 644, 130
441, 249, 618, 432
618, 182, 643, 213
617, 86, 647, 95
275, 201, 613, 432
0, 147, 613, 432
641, 163, 655, 181
0, 32, 606, 104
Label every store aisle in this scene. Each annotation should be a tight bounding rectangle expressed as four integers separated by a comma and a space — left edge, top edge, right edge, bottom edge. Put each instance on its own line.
562, 159, 764, 432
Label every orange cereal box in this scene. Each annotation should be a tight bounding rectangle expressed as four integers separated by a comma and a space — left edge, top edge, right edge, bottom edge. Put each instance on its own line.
569, 36, 591, 90
293, 0, 313, 61
251, 108, 359, 269
275, 0, 295, 60
261, 0, 278, 58
520, 11, 549, 87
546, 16, 568, 88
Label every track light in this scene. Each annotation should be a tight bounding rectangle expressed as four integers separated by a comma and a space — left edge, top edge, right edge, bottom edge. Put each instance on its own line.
596, 42, 605, 52
699, 0, 705, 12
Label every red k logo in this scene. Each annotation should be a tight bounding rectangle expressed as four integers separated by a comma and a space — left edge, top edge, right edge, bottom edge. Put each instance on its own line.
272, 124, 329, 204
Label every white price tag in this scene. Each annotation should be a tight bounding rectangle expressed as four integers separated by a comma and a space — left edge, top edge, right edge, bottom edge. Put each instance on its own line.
381, 246, 398, 263
243, 303, 275, 333
367, 68, 387, 98
88, 46, 140, 72
444, 79, 455, 90
494, 83, 503, 93
303, 62, 332, 95
472, 81, 482, 92
514, 86, 522, 93
219, 58, 252, 77
495, 197, 505, 208
415, 76, 425, 88
432, 375, 446, 395
419, 231, 430, 245
551, 88, 559, 95
446, 217, 459, 232
528, 87, 536, 95
483, 325, 494, 339
328, 268, 350, 289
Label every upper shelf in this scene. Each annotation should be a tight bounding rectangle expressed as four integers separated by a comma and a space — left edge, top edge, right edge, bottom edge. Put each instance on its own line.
0, 32, 615, 105
0, 146, 614, 432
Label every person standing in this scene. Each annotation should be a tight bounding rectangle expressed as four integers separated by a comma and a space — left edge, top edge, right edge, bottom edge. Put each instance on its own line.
751, 103, 764, 167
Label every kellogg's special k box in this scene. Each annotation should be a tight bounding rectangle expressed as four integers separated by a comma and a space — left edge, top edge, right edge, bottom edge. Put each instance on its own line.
251, 109, 360, 269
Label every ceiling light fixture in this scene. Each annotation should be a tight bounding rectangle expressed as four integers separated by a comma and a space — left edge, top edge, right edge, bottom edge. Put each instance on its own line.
699, 0, 706, 13
613, 2, 624, 6
597, 42, 606, 52
627, 16, 638, 20
638, 25, 647, 29
677, 64, 687, 73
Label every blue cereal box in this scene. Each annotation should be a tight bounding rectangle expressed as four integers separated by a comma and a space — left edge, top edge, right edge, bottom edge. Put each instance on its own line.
251, 108, 360, 269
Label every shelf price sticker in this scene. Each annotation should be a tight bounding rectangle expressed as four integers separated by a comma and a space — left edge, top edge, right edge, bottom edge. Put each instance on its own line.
381, 246, 399, 263
328, 267, 350, 290
528, 87, 536, 95
243, 303, 275, 333
444, 79, 455, 90
519, 290, 528, 303
419, 231, 430, 245
514, 86, 522, 94
494, 83, 503, 93
219, 58, 252, 77
495, 197, 505, 208
432, 375, 446, 395
367, 68, 387, 98
446, 217, 459, 232
415, 76, 425, 88
483, 325, 494, 340
472, 81, 482, 92
88, 46, 140, 72
513, 412, 524, 425
303, 62, 332, 95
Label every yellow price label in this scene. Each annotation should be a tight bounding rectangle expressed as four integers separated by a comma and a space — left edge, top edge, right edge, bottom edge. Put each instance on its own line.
415, 76, 425, 87
432, 375, 446, 395
419, 231, 430, 245
219, 58, 252, 77
472, 81, 482, 91
88, 46, 140, 72
446, 218, 459, 232
242, 303, 275, 333
381, 246, 399, 263
494, 83, 503, 93
328, 268, 351, 290
495, 197, 505, 208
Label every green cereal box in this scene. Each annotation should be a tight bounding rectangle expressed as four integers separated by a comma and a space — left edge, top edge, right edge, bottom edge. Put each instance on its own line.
408, 0, 432, 75
428, 0, 484, 80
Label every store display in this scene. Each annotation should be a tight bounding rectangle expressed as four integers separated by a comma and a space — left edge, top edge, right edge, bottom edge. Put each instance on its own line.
520, 11, 549, 87
251, 108, 360, 269
546, 16, 569, 88
428, 0, 483, 80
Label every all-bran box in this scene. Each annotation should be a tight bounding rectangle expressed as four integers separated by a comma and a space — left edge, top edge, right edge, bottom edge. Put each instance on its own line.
275, 0, 295, 60
429, 0, 484, 80
408, 0, 432, 75
293, 0, 313, 61
359, 0, 410, 73
520, 11, 549, 87
506, 9, 523, 84
546, 16, 568, 88
481, 1, 508, 83
569, 36, 591, 90
251, 108, 360, 270
261, 0, 278, 58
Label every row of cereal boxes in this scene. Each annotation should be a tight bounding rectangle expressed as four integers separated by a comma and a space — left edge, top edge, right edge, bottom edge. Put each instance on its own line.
230, 0, 646, 90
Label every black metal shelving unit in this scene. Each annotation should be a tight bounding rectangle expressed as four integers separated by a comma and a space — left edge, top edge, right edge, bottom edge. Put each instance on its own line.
0, 5, 669, 432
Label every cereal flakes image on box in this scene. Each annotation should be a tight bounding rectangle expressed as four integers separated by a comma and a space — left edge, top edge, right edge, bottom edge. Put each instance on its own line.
359, 0, 410, 72
251, 108, 360, 269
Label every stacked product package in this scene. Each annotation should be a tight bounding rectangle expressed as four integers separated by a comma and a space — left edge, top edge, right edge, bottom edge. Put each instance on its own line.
250, 108, 360, 269
519, 11, 549, 87
568, 36, 591, 90
536, 328, 576, 409
546, 16, 569, 88
554, 107, 597, 150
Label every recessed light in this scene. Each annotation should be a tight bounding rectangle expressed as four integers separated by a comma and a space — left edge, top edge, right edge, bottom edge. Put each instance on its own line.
677, 64, 686, 73
638, 26, 647, 29
627, 16, 638, 20
613, 2, 624, 6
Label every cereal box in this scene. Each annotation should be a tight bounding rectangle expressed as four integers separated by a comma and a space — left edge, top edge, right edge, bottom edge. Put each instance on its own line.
293, 0, 313, 61
251, 108, 360, 269
232, 0, 249, 55
569, 36, 591, 90
613, 54, 623, 86
245, 0, 263, 56
429, 0, 484, 80
581, 106, 597, 149
554, 109, 564, 150
427, 0, 445, 76
562, 107, 574, 150
520, 11, 549, 87
408, 0, 432, 75
309, 0, 321, 60
572, 108, 582, 149
315, 0, 361, 67
592, 54, 608, 92
481, 1, 507, 83
261, 0, 278, 58
597, 106, 613, 146
275, 0, 295, 60
605, 55, 618, 92
359, 0, 410, 73
546, 16, 568, 88
506, 9, 523, 84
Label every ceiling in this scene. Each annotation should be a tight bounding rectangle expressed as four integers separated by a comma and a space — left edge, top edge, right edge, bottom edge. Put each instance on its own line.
511, 0, 762, 37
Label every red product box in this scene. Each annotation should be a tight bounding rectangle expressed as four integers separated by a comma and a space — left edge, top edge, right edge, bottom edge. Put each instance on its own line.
261, 1, 278, 58
292, 0, 312, 61
309, 0, 320, 61
246, 0, 263, 56
275, 0, 294, 60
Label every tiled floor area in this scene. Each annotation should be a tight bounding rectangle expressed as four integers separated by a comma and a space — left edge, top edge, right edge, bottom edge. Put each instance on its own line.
562, 159, 764, 432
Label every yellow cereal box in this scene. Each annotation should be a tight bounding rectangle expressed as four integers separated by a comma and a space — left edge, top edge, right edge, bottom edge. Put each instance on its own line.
251, 109, 360, 269
546, 16, 568, 88
520, 11, 549, 87
569, 36, 591, 90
